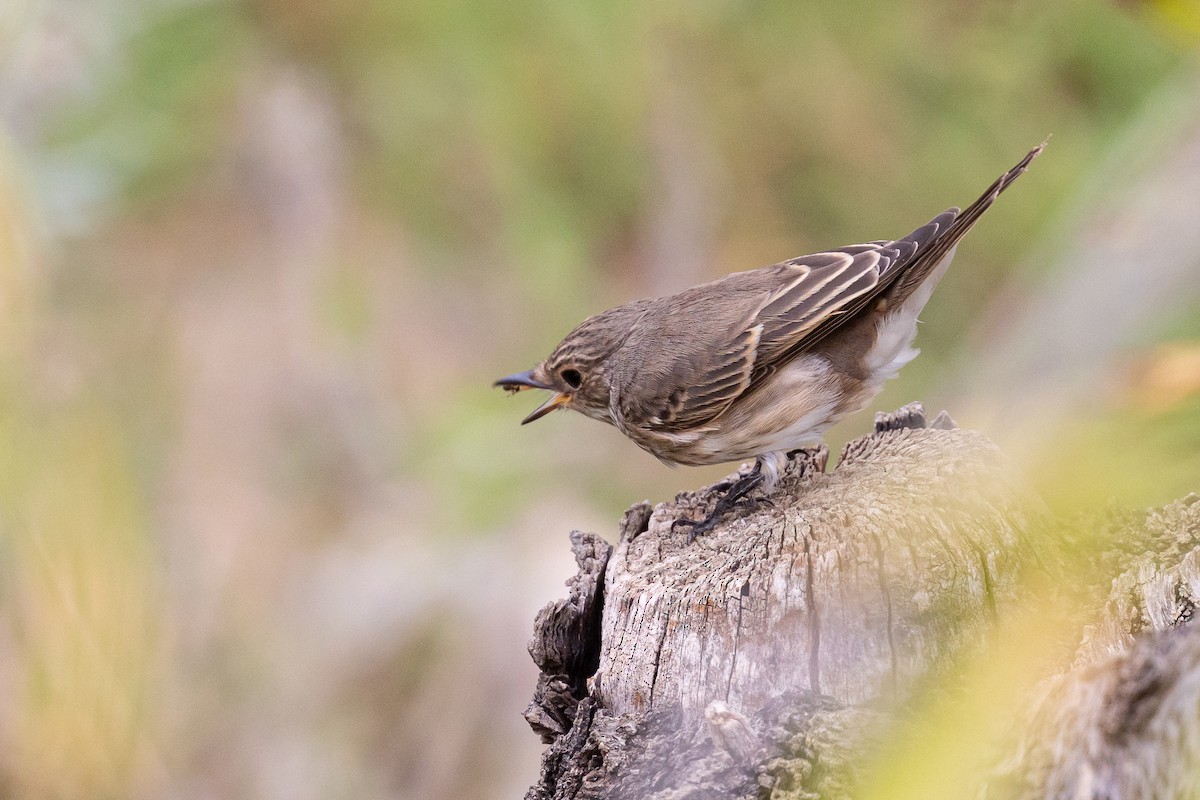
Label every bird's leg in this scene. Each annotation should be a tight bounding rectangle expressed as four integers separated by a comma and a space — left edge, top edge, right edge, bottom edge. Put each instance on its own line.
673, 460, 766, 543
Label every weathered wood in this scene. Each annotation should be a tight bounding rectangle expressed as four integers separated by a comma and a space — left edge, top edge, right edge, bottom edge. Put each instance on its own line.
524, 404, 1200, 799
595, 404, 1044, 717
984, 495, 1200, 800
526, 531, 611, 743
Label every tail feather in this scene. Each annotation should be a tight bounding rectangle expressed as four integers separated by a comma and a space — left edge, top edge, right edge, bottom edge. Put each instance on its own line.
884, 142, 1045, 306
765, 142, 1045, 367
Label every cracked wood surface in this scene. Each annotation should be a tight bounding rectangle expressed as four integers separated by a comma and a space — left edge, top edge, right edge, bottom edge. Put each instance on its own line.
592, 404, 1043, 718
524, 404, 1200, 799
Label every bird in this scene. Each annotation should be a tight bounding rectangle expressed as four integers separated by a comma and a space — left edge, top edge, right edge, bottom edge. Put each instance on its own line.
496, 144, 1044, 539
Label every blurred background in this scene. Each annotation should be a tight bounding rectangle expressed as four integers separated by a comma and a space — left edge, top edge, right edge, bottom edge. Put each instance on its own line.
0, 0, 1199, 798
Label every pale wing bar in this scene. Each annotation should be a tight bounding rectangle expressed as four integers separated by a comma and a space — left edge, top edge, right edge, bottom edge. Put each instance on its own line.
754, 247, 891, 363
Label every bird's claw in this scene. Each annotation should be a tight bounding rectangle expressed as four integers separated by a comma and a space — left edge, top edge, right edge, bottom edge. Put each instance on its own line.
673, 464, 767, 543
747, 495, 774, 511
672, 515, 717, 544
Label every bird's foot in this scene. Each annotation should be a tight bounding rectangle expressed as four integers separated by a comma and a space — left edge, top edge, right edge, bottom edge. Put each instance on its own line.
673, 465, 765, 543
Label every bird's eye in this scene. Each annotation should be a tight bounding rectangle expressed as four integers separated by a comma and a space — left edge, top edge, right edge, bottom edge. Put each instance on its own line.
561, 368, 582, 389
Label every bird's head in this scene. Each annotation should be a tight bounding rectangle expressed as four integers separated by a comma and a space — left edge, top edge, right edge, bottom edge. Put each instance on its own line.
494, 300, 649, 425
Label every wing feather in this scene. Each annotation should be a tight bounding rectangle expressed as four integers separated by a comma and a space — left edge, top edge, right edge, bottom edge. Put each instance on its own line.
649, 323, 763, 431
754, 247, 890, 364
648, 248, 893, 431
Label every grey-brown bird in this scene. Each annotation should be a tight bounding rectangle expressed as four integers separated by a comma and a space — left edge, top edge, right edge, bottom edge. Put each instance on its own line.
496, 144, 1043, 538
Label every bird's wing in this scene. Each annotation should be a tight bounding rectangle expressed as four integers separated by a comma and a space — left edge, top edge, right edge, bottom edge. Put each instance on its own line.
753, 245, 897, 361
748, 143, 1044, 384
635, 143, 1045, 433
745, 220, 952, 378
641, 242, 925, 433
641, 320, 765, 432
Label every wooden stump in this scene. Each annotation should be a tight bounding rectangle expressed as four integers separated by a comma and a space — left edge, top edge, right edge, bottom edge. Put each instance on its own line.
524, 404, 1200, 799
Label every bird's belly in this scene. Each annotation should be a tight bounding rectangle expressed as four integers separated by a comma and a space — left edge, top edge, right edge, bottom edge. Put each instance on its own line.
699, 401, 837, 463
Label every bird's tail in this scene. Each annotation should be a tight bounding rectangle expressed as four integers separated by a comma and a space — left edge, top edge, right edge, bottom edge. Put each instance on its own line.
885, 142, 1045, 306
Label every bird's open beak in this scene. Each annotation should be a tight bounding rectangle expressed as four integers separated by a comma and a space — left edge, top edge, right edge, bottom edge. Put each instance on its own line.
519, 392, 570, 425
493, 370, 570, 424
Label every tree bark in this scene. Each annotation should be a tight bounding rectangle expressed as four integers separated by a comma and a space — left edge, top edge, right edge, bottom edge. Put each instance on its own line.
524, 403, 1200, 799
